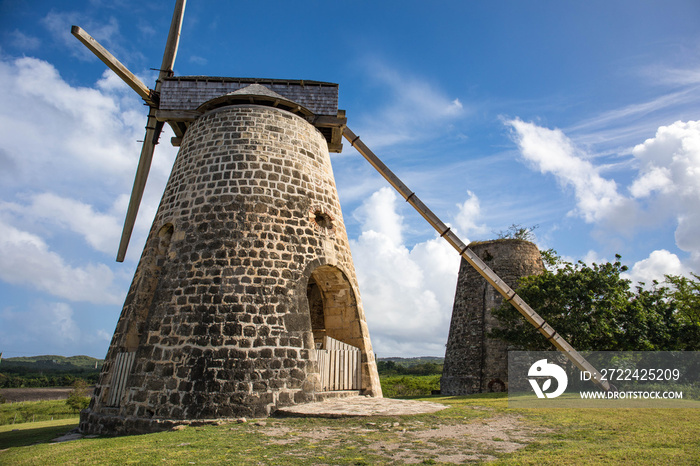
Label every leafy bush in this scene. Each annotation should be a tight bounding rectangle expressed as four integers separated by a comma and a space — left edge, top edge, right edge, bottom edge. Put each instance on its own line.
65, 380, 91, 413
376, 360, 443, 377
380, 375, 441, 398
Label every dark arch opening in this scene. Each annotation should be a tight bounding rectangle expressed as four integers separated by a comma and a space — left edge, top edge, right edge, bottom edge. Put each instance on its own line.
305, 265, 363, 349
307, 276, 326, 348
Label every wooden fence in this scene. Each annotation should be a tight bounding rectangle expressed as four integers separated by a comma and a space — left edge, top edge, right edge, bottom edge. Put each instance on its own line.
107, 351, 135, 407
316, 336, 361, 391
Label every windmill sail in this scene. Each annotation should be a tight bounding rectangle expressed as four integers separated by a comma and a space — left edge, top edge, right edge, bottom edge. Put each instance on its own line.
72, 1, 187, 262
115, 0, 187, 262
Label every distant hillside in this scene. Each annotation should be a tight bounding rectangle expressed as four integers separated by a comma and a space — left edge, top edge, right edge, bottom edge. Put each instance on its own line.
1, 355, 103, 371
378, 356, 444, 366
0, 355, 103, 388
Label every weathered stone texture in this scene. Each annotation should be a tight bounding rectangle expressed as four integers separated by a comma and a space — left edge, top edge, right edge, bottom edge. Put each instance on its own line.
441, 239, 543, 395
81, 104, 380, 435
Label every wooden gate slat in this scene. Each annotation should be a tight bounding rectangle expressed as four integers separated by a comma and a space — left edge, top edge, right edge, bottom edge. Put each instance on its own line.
316, 336, 361, 392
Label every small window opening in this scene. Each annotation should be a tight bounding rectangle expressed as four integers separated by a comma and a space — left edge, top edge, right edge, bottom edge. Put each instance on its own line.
310, 208, 334, 232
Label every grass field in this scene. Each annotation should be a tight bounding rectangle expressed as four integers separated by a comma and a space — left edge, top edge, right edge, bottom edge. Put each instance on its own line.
0, 399, 78, 426
1, 394, 698, 464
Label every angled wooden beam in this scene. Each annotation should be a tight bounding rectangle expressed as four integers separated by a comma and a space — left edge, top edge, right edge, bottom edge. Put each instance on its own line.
343, 126, 612, 392
312, 115, 348, 127
71, 25, 157, 106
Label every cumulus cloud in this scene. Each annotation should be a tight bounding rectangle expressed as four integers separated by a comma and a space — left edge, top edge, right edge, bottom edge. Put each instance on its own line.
0, 220, 123, 304
623, 250, 691, 287
0, 55, 176, 262
352, 188, 405, 245
0, 57, 143, 190
507, 117, 700, 275
454, 190, 489, 238
629, 120, 700, 257
507, 118, 633, 225
350, 187, 460, 357
1, 193, 122, 255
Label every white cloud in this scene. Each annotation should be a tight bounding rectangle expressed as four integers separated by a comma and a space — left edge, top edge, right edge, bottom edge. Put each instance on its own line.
454, 190, 488, 239
0, 55, 177, 262
350, 188, 460, 357
507, 118, 632, 225
629, 166, 673, 198
0, 56, 143, 189
630, 120, 700, 255
582, 250, 608, 266
623, 250, 690, 287
352, 187, 405, 245
507, 117, 700, 274
1, 193, 122, 255
0, 220, 123, 304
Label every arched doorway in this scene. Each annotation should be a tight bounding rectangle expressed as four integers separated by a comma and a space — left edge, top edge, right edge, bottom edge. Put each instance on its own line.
306, 265, 365, 391
306, 265, 364, 349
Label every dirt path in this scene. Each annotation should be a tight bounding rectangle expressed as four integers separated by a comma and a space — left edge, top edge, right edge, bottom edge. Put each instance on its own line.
261, 410, 551, 463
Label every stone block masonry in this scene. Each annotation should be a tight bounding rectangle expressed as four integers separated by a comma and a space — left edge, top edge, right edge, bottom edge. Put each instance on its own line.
441, 239, 544, 395
81, 103, 381, 435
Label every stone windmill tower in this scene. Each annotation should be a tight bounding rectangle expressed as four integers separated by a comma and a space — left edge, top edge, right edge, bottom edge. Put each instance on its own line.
73, 1, 381, 435
441, 239, 544, 395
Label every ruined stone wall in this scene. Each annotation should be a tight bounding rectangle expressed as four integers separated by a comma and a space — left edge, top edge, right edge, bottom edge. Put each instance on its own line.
441, 239, 543, 395
81, 104, 381, 435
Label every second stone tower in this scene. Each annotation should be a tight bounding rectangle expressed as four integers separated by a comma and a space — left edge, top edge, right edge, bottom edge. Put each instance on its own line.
441, 239, 544, 395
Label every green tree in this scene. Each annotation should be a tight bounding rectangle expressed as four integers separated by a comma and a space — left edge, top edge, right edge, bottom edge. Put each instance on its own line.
490, 253, 700, 352
66, 379, 91, 413
491, 254, 633, 351
665, 273, 700, 349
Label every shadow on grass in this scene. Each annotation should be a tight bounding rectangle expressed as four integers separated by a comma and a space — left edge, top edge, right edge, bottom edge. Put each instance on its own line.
0, 420, 79, 449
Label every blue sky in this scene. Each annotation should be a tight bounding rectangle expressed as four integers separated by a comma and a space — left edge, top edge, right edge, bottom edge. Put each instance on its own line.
1, 1, 699, 358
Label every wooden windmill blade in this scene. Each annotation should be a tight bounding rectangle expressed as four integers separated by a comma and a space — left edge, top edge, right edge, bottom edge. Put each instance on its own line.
117, 0, 186, 262
70, 26, 156, 106
116, 111, 163, 262
71, 0, 187, 262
